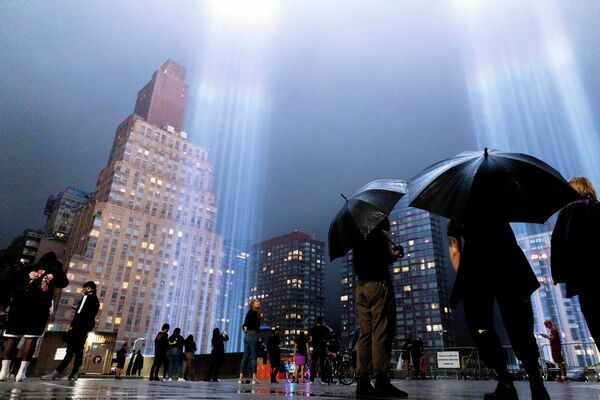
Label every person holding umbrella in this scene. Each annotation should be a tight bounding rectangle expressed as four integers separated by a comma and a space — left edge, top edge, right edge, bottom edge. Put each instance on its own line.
409, 149, 577, 400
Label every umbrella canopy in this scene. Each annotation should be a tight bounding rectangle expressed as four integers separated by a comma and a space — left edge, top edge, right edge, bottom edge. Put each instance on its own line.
328, 179, 406, 261
408, 148, 580, 223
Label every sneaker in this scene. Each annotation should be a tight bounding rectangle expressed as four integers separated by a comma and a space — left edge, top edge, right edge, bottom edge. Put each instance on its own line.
483, 380, 519, 400
238, 379, 243, 384
212, 379, 220, 382
178, 378, 185, 381
41, 370, 61, 381
15, 373, 27, 383
168, 377, 173, 381
252, 379, 260, 384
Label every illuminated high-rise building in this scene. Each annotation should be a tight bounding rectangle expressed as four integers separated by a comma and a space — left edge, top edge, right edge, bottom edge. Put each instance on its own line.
53, 61, 223, 353
43, 187, 92, 240
517, 230, 599, 366
340, 188, 456, 349
253, 230, 325, 347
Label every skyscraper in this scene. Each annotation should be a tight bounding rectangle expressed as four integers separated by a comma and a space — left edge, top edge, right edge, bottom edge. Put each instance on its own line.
44, 187, 92, 240
517, 230, 599, 366
340, 189, 456, 349
253, 230, 325, 347
53, 61, 223, 353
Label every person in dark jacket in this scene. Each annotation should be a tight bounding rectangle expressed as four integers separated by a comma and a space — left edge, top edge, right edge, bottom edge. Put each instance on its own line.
204, 328, 229, 382
309, 317, 332, 383
0, 252, 68, 382
115, 343, 127, 380
239, 298, 261, 384
352, 218, 408, 397
167, 328, 184, 381
183, 334, 197, 381
410, 337, 424, 380
131, 350, 144, 376
42, 281, 100, 381
551, 176, 600, 350
266, 327, 281, 383
149, 323, 170, 381
448, 210, 550, 400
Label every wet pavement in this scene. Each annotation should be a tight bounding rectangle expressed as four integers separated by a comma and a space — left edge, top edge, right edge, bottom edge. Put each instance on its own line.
0, 378, 598, 399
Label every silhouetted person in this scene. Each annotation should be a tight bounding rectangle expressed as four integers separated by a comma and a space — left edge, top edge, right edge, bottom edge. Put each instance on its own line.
115, 343, 127, 380
42, 281, 100, 381
352, 217, 408, 397
400, 338, 412, 379
167, 327, 184, 381
411, 337, 424, 380
293, 331, 310, 383
149, 323, 170, 381
309, 316, 332, 383
551, 176, 600, 350
239, 298, 261, 384
0, 252, 68, 382
126, 351, 135, 376
204, 328, 229, 382
448, 213, 550, 400
267, 327, 281, 383
183, 334, 197, 381
540, 320, 567, 381
131, 350, 144, 376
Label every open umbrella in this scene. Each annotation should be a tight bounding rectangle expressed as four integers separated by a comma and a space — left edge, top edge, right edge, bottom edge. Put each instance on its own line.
408, 148, 579, 223
328, 179, 406, 261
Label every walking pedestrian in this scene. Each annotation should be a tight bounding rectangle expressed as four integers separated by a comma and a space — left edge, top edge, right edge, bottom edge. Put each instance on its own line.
448, 213, 550, 400
352, 218, 408, 397
167, 327, 184, 381
115, 343, 127, 380
239, 298, 261, 384
551, 176, 600, 350
131, 350, 144, 376
309, 317, 332, 383
267, 327, 281, 383
149, 323, 170, 381
293, 331, 310, 384
540, 320, 567, 381
0, 252, 68, 382
411, 337, 424, 380
41, 281, 100, 381
204, 328, 229, 382
126, 351, 135, 376
183, 334, 197, 381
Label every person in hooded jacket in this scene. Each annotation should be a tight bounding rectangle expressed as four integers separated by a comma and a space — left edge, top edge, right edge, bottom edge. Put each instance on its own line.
0, 252, 68, 382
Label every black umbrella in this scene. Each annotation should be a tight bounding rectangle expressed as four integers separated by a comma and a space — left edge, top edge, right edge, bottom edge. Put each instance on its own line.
408, 148, 580, 223
328, 179, 406, 261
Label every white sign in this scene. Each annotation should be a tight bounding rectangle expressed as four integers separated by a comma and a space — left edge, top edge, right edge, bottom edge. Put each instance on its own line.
54, 348, 67, 361
437, 351, 460, 369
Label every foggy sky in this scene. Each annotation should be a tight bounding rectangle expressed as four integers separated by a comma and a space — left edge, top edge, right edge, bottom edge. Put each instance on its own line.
2, 1, 600, 325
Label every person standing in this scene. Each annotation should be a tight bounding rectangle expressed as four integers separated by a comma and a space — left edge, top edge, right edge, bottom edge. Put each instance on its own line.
149, 323, 170, 381
131, 350, 144, 377
239, 299, 261, 384
400, 338, 412, 379
352, 218, 408, 397
183, 334, 197, 381
126, 351, 135, 376
309, 317, 332, 384
167, 327, 184, 381
293, 331, 310, 384
204, 328, 229, 382
541, 320, 567, 381
551, 176, 600, 350
267, 327, 281, 383
42, 281, 100, 381
448, 214, 550, 400
115, 343, 127, 380
411, 337, 424, 380
0, 252, 68, 382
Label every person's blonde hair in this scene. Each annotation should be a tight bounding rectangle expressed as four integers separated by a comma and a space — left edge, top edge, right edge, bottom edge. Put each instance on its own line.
249, 298, 259, 309
569, 176, 598, 202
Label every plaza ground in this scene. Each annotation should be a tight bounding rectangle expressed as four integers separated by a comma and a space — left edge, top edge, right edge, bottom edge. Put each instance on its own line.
1, 378, 598, 399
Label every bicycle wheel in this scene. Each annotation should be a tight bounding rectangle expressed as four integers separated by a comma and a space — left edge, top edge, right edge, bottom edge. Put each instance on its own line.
338, 361, 356, 385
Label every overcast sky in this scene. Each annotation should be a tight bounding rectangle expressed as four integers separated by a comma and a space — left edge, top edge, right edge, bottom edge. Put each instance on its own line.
2, 1, 600, 324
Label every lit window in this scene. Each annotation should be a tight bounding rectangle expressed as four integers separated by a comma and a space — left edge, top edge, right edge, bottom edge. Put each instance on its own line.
341, 295, 349, 302
115, 317, 121, 324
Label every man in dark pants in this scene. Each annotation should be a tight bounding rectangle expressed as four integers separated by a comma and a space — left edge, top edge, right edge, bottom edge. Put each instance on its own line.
448, 217, 550, 400
353, 217, 408, 398
309, 317, 331, 383
42, 281, 100, 381
267, 327, 281, 383
149, 323, 170, 381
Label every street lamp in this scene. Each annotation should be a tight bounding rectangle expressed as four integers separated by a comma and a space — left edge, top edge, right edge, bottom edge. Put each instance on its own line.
440, 330, 448, 351
133, 337, 145, 351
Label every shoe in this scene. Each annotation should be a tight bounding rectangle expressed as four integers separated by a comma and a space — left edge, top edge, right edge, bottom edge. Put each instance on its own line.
530, 380, 550, 400
178, 378, 185, 381
238, 379, 243, 384
41, 370, 61, 380
68, 372, 80, 381
168, 377, 173, 381
212, 379, 220, 382
356, 377, 377, 397
375, 375, 408, 398
483, 380, 519, 400
252, 379, 260, 384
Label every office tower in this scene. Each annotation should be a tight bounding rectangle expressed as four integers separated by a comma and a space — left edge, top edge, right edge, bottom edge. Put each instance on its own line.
53, 61, 223, 353
340, 190, 456, 349
253, 230, 325, 346
517, 230, 599, 366
44, 187, 92, 240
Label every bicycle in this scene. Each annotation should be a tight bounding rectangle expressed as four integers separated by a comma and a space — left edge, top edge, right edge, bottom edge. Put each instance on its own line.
283, 360, 311, 383
321, 351, 356, 385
